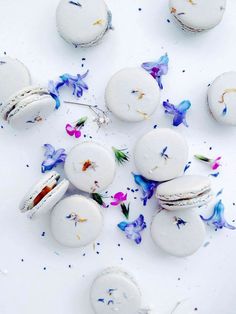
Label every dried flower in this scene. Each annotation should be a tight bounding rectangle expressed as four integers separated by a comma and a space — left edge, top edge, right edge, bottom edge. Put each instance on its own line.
132, 173, 159, 206
184, 161, 191, 173
69, 1, 82, 6
174, 216, 187, 229
65, 116, 87, 138
194, 155, 221, 170
82, 160, 97, 172
66, 212, 87, 226
41, 144, 67, 173
64, 101, 110, 129
112, 147, 129, 165
142, 54, 169, 89
117, 214, 147, 244
200, 200, 236, 230
163, 99, 191, 127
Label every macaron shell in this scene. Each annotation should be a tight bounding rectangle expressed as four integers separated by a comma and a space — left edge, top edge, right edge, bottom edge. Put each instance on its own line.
50, 195, 103, 247
208, 72, 236, 126
64, 142, 116, 193
134, 128, 188, 181
0, 57, 31, 105
56, 0, 109, 46
90, 268, 141, 314
151, 209, 206, 257
105, 67, 160, 122
8, 95, 55, 129
169, 0, 226, 31
29, 179, 69, 218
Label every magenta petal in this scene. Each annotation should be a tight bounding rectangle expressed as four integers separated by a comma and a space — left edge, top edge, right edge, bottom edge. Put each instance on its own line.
74, 129, 81, 138
66, 124, 75, 136
114, 192, 127, 201
110, 200, 120, 206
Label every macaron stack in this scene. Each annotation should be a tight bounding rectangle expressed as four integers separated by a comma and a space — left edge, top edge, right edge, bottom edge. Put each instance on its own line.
0, 56, 59, 129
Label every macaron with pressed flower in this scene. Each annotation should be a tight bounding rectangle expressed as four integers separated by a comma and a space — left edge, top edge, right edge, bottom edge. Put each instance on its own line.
208, 71, 236, 126
0, 56, 31, 105
50, 195, 103, 247
151, 208, 206, 257
134, 128, 188, 181
105, 67, 160, 122
169, 0, 226, 32
56, 0, 112, 48
20, 171, 69, 218
64, 141, 116, 193
90, 267, 142, 314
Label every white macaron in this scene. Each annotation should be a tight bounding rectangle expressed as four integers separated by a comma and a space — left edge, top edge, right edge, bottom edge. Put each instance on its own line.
0, 86, 58, 129
151, 208, 206, 257
20, 171, 69, 218
64, 142, 116, 193
90, 267, 142, 314
56, 0, 112, 48
156, 175, 212, 210
134, 128, 188, 181
105, 67, 160, 122
169, 0, 226, 32
0, 56, 31, 105
208, 71, 236, 126
50, 195, 103, 247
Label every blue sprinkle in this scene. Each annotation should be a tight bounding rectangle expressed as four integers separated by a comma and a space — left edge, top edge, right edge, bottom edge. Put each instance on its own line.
209, 172, 220, 178
41, 232, 45, 237
98, 298, 105, 303
216, 189, 223, 197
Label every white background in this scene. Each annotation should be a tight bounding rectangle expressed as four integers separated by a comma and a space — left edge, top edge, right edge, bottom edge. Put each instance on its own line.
0, 0, 236, 313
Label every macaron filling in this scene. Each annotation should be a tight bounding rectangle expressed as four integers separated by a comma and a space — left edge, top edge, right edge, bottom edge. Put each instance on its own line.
23, 173, 61, 212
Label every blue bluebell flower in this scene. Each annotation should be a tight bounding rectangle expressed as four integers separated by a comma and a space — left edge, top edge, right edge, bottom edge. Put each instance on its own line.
132, 173, 159, 206
55, 70, 89, 97
141, 54, 169, 89
118, 214, 147, 245
41, 144, 67, 173
48, 80, 61, 110
200, 200, 236, 230
163, 99, 191, 127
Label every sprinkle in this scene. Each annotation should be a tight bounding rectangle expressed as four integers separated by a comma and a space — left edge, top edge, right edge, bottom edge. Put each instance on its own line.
69, 1, 82, 6
216, 189, 223, 197
41, 232, 45, 237
209, 172, 220, 178
184, 161, 191, 173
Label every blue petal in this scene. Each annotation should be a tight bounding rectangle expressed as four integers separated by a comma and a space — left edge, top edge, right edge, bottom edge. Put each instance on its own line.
162, 100, 177, 114
132, 173, 158, 206
177, 100, 191, 113
43, 144, 55, 158
173, 113, 185, 127
117, 221, 128, 231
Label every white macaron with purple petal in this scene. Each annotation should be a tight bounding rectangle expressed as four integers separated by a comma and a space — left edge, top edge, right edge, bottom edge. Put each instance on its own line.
134, 128, 188, 181
50, 194, 103, 247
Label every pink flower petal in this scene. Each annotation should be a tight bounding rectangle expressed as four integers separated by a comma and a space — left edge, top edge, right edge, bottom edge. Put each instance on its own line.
74, 129, 82, 138
66, 124, 75, 136
110, 192, 127, 206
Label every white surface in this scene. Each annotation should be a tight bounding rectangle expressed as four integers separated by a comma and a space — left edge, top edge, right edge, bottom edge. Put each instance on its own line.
1, 0, 236, 313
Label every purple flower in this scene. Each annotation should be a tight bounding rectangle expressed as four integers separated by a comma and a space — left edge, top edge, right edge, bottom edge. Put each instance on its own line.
132, 173, 159, 206
48, 80, 61, 110
41, 144, 67, 173
200, 200, 236, 230
118, 214, 147, 244
163, 99, 191, 127
142, 54, 169, 89
55, 70, 89, 97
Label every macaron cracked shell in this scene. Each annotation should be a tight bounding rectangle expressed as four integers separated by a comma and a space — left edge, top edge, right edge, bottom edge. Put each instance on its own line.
0, 86, 58, 129
156, 175, 212, 210
20, 171, 69, 218
56, 0, 112, 48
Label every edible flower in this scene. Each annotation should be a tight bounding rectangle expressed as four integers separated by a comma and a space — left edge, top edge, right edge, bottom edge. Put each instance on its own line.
174, 216, 187, 229
110, 192, 127, 206
111, 192, 129, 218
91, 193, 108, 208
194, 155, 222, 170
41, 144, 67, 173
163, 99, 191, 127
48, 80, 61, 109
200, 200, 236, 230
112, 147, 129, 165
68, 1, 82, 6
117, 214, 147, 244
142, 53, 169, 89
53, 70, 89, 98
132, 173, 159, 206
65, 116, 87, 138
